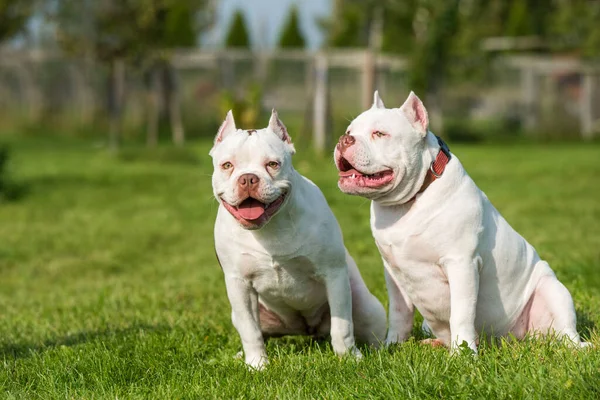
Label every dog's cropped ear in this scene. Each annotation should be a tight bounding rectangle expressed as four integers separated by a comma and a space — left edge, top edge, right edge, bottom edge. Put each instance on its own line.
268, 109, 295, 153
400, 91, 428, 137
210, 110, 237, 155
372, 90, 385, 109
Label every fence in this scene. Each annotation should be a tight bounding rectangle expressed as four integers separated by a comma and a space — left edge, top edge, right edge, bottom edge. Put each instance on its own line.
502, 56, 600, 140
0, 48, 599, 149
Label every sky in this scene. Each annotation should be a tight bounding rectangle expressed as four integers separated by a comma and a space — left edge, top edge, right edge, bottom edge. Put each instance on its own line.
202, 0, 333, 49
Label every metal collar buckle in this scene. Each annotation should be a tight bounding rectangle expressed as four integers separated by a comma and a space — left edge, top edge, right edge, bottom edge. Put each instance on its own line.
429, 160, 443, 178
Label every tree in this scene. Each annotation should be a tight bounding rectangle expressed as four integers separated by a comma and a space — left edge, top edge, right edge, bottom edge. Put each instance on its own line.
277, 5, 306, 48
51, 0, 214, 150
505, 0, 529, 37
326, 0, 374, 48
379, 0, 417, 55
409, 0, 460, 133
139, 0, 214, 147
549, 0, 600, 58
225, 9, 251, 48
327, 0, 460, 131
1, 0, 40, 121
0, 0, 36, 43
51, 0, 144, 150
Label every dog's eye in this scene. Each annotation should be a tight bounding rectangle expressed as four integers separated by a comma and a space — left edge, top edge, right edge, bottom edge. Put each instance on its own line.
372, 131, 386, 138
266, 161, 280, 170
221, 162, 233, 170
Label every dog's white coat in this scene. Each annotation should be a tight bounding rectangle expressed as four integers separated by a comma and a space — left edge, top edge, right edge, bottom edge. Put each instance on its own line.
211, 110, 386, 369
334, 91, 586, 352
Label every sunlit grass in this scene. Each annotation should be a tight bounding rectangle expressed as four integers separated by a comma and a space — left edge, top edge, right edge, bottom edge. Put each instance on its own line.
0, 137, 599, 398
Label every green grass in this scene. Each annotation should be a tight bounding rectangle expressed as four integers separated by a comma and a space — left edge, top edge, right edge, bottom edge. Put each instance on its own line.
0, 136, 599, 399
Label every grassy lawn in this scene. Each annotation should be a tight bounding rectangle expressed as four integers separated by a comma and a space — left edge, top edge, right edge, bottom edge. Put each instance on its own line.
0, 136, 599, 398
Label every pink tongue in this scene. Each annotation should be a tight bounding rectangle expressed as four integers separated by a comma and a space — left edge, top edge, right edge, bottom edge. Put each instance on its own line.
237, 199, 266, 220
339, 168, 361, 177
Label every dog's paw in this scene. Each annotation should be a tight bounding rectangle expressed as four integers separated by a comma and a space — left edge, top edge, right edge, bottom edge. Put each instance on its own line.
350, 346, 363, 360
384, 332, 404, 347
419, 338, 446, 348
245, 356, 269, 371
580, 341, 594, 349
237, 351, 268, 371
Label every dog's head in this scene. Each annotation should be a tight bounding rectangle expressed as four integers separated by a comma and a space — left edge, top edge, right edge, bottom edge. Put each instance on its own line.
334, 91, 434, 205
210, 109, 296, 230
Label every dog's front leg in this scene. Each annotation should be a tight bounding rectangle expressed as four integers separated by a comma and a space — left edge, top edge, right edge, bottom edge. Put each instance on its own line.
383, 261, 414, 346
224, 275, 267, 369
444, 256, 480, 354
325, 268, 361, 358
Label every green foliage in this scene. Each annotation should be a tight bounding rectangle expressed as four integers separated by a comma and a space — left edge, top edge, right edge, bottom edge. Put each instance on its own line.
409, 0, 460, 94
505, 0, 530, 37
51, 0, 214, 62
162, 2, 197, 48
218, 83, 263, 128
0, 144, 24, 201
225, 9, 251, 48
380, 0, 417, 54
0, 145, 9, 194
0, 136, 599, 397
328, 7, 362, 47
277, 5, 306, 49
549, 0, 600, 58
327, 0, 373, 48
326, 0, 600, 95
53, 0, 139, 60
327, 0, 461, 97
145, 0, 208, 50
0, 0, 36, 42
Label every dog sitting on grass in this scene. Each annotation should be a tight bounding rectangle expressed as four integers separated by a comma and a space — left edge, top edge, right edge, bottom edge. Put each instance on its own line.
210, 109, 386, 369
334, 90, 591, 353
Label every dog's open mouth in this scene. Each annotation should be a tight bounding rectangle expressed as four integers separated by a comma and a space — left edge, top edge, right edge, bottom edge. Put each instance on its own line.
221, 193, 287, 228
337, 157, 394, 189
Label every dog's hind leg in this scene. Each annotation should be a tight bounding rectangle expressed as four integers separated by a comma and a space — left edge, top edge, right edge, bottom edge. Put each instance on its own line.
346, 252, 387, 347
526, 267, 588, 347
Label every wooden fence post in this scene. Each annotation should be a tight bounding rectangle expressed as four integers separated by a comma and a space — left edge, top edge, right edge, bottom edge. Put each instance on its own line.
168, 63, 185, 146
220, 54, 235, 91
581, 70, 594, 140
146, 65, 161, 147
81, 57, 97, 125
108, 58, 125, 152
362, 50, 376, 111
521, 66, 538, 132
254, 52, 268, 84
313, 53, 329, 153
17, 66, 42, 122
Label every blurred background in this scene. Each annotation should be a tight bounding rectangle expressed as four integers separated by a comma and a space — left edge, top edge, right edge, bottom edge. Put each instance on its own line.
0, 4, 599, 394
0, 0, 599, 150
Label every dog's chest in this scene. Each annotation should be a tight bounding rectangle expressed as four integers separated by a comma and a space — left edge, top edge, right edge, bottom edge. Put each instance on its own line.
241, 253, 326, 309
374, 220, 451, 325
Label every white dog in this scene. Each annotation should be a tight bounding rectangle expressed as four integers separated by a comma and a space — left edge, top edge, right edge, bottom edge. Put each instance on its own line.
333, 90, 589, 353
210, 109, 386, 369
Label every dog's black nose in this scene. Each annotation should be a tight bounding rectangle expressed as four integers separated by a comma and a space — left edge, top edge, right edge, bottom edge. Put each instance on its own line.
339, 134, 355, 149
238, 173, 260, 188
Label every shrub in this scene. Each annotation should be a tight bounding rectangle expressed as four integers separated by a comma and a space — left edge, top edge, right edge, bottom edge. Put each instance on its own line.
0, 145, 25, 201
218, 83, 263, 128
